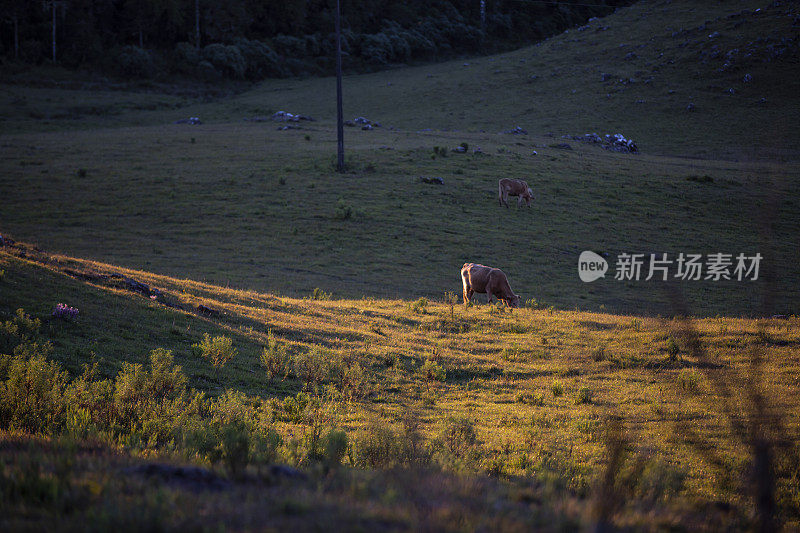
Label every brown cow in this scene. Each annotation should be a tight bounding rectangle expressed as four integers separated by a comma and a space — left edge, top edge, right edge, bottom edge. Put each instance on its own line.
498, 178, 534, 208
461, 263, 520, 309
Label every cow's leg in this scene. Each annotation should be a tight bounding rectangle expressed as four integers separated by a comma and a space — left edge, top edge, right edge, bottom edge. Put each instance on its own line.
517, 196, 523, 207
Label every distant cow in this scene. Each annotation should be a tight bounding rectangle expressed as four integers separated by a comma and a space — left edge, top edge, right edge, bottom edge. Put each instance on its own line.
461, 263, 520, 309
498, 178, 534, 208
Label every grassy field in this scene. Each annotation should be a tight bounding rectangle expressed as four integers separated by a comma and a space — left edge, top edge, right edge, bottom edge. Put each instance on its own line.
1, 0, 799, 530
1, 1, 799, 317
1, 243, 799, 530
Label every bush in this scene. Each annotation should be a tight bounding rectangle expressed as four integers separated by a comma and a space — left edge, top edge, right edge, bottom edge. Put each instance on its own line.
666, 336, 681, 360
293, 347, 327, 385
310, 287, 331, 300
250, 425, 282, 465
192, 333, 237, 369
438, 416, 478, 457
233, 38, 283, 79
0, 347, 69, 433
515, 390, 545, 406
677, 368, 700, 393
342, 362, 370, 400
322, 429, 348, 468
115, 45, 154, 78
261, 331, 292, 380
202, 43, 246, 79
65, 361, 115, 433
592, 345, 607, 362
419, 358, 446, 383
220, 419, 250, 477
1, 308, 42, 355
575, 386, 593, 404
113, 348, 188, 439
352, 423, 402, 468
173, 42, 201, 74
333, 199, 353, 220
551, 381, 564, 397
408, 297, 428, 314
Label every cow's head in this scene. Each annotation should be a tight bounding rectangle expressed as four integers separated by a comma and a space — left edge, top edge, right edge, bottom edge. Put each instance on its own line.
509, 294, 520, 308
525, 187, 534, 206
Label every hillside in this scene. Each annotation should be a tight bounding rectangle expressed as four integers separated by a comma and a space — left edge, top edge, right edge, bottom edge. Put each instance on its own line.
2, 0, 799, 319
3, 0, 799, 158
1, 242, 799, 530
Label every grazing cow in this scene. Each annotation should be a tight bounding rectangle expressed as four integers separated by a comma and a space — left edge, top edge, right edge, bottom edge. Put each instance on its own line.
498, 178, 534, 208
461, 263, 520, 309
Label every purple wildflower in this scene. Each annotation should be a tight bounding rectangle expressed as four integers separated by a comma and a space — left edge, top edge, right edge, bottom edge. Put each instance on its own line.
52, 303, 79, 320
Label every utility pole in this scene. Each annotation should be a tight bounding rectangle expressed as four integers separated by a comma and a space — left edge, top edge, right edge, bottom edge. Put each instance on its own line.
51, 1, 56, 62
335, 0, 345, 172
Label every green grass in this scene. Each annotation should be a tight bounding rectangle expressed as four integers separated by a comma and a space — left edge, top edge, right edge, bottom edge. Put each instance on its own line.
1, 245, 799, 529
1, 119, 796, 316
1, 1, 798, 317
0, 1, 799, 528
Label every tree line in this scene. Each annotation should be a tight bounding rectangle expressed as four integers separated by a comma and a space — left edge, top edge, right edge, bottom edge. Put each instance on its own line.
0, 0, 634, 80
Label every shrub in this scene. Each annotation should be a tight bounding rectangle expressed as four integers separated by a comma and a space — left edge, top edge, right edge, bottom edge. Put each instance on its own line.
408, 297, 428, 314
1, 308, 41, 355
113, 348, 188, 438
202, 43, 246, 79
220, 419, 250, 477
592, 345, 607, 362
551, 381, 564, 397
501, 346, 527, 363
666, 336, 681, 360
0, 348, 69, 433
233, 38, 282, 79
192, 333, 237, 369
250, 426, 282, 465
634, 458, 688, 502
310, 287, 331, 300
352, 423, 402, 468
213, 389, 255, 425
293, 347, 328, 385
575, 386, 593, 404
333, 199, 353, 220
115, 45, 154, 78
272, 34, 307, 57
65, 361, 115, 432
322, 429, 348, 468
342, 362, 370, 400
173, 41, 201, 75
677, 368, 700, 393
516, 390, 545, 406
438, 416, 478, 458
261, 331, 292, 380
420, 358, 446, 383
274, 391, 316, 423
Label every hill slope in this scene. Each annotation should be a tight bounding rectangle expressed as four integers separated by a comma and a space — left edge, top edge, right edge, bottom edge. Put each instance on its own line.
2, 0, 799, 159
1, 0, 798, 317
1, 242, 799, 529
228, 0, 800, 159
